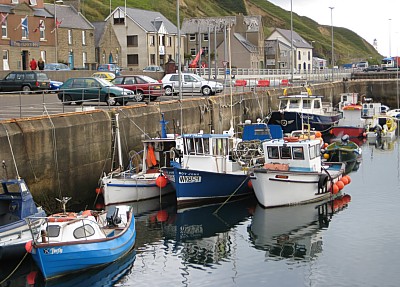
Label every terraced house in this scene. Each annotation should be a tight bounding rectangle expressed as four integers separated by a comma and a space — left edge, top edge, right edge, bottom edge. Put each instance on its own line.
0, 0, 94, 71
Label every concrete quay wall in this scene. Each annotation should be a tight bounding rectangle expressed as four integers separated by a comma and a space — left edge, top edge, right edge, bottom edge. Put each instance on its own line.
0, 80, 397, 209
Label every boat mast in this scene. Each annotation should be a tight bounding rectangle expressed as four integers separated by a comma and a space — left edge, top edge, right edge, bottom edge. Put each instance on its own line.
115, 113, 124, 171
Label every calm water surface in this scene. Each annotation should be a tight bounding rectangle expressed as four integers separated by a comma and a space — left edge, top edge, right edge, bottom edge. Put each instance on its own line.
1, 137, 400, 287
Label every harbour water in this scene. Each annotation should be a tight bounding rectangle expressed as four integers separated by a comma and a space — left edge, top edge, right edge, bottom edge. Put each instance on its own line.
1, 136, 400, 287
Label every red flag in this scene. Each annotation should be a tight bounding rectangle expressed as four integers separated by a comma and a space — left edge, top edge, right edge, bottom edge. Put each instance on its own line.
51, 19, 62, 33
33, 20, 44, 32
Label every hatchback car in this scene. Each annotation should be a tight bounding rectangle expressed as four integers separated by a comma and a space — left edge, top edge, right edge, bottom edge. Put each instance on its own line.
57, 77, 134, 106
44, 63, 71, 71
143, 65, 164, 73
161, 73, 223, 96
0, 71, 50, 93
97, 64, 121, 75
92, 72, 116, 82
112, 75, 163, 102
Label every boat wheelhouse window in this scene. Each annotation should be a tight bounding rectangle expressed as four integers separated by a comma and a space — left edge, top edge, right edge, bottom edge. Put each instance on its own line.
213, 138, 228, 156
303, 100, 312, 109
316, 145, 321, 157
279, 100, 288, 110
280, 146, 292, 159
289, 99, 300, 108
185, 138, 195, 154
309, 144, 317, 159
73, 224, 95, 239
3, 183, 20, 194
292, 147, 305, 159
254, 127, 270, 136
47, 225, 61, 237
314, 100, 321, 109
267, 146, 279, 159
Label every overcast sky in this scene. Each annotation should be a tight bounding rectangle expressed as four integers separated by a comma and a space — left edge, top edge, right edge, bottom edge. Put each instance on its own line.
268, 0, 398, 58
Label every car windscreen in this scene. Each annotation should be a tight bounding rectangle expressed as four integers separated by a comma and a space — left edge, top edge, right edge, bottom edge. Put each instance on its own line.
37, 73, 49, 80
97, 78, 113, 86
140, 75, 158, 83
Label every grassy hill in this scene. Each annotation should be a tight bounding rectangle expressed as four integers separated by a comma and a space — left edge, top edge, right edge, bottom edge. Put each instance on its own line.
75, 0, 382, 66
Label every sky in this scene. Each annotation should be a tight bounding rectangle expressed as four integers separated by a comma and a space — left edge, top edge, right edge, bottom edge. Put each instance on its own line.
268, 0, 399, 58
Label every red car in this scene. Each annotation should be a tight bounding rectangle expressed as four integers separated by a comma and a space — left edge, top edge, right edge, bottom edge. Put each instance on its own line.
111, 75, 163, 102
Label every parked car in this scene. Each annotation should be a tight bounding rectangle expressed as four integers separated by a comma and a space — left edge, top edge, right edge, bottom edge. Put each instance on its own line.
111, 75, 163, 102
49, 80, 63, 91
57, 77, 134, 106
161, 73, 224, 96
143, 65, 164, 73
97, 64, 121, 75
44, 63, 71, 71
364, 65, 381, 72
92, 72, 116, 82
0, 71, 50, 93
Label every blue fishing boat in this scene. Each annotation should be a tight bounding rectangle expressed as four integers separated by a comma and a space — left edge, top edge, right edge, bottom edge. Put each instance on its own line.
267, 92, 342, 134
163, 129, 254, 207
0, 177, 46, 260
26, 200, 136, 280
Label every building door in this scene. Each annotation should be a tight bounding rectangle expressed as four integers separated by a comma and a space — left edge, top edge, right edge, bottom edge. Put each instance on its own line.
68, 51, 74, 69
22, 50, 29, 70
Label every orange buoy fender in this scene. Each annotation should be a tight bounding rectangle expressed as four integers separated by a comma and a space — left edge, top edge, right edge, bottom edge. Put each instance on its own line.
283, 136, 299, 142
25, 240, 33, 253
336, 180, 345, 190
341, 176, 349, 185
331, 183, 339, 194
156, 175, 168, 188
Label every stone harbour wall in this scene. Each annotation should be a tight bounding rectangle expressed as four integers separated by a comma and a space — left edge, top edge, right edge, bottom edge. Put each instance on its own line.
0, 80, 398, 210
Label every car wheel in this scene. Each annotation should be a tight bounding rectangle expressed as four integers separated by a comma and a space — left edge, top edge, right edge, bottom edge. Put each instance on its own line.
201, 86, 211, 96
22, 86, 31, 94
62, 95, 72, 105
118, 99, 128, 106
150, 96, 158, 101
134, 90, 144, 102
164, 86, 173, 96
105, 95, 116, 106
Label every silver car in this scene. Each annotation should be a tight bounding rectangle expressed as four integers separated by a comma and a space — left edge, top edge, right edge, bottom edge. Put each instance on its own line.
161, 73, 224, 96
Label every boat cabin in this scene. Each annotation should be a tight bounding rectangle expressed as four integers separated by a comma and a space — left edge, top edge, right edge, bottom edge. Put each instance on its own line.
262, 138, 322, 172
361, 99, 389, 119
278, 93, 325, 115
181, 132, 243, 173
338, 93, 359, 111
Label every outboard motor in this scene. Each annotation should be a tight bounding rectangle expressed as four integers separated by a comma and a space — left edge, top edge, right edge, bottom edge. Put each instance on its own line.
106, 206, 122, 227
341, 134, 350, 145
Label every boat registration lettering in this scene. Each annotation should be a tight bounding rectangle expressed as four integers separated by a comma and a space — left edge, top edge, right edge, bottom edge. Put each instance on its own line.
179, 175, 201, 183
43, 247, 63, 255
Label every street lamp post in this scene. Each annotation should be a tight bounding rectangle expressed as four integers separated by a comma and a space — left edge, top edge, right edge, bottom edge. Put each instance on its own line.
290, 0, 293, 82
389, 18, 392, 57
329, 7, 334, 82
54, 0, 63, 63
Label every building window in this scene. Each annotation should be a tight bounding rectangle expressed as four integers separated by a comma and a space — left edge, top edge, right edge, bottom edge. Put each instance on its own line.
167, 36, 172, 47
127, 35, 138, 47
308, 51, 311, 61
83, 52, 87, 67
203, 33, 208, 41
298, 51, 301, 60
150, 35, 155, 46
150, 54, 155, 65
113, 9, 125, 25
202, 47, 208, 55
189, 34, 196, 41
1, 18, 7, 38
39, 20, 45, 40
127, 54, 138, 65
190, 48, 196, 56
2, 50, 9, 70
11, 0, 18, 3
82, 30, 86, 45
68, 29, 72, 45
29, 0, 37, 5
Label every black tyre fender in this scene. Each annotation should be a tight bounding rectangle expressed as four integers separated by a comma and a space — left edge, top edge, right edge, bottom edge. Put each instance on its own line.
318, 174, 329, 191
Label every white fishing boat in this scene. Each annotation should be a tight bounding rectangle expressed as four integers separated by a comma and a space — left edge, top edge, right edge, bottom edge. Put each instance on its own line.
100, 113, 181, 205
249, 137, 348, 208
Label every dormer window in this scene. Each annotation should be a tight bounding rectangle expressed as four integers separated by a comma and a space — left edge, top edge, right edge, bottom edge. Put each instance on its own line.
11, 0, 18, 4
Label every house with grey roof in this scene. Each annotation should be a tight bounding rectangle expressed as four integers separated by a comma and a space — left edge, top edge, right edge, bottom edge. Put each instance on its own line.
92, 20, 121, 68
0, 0, 54, 70
266, 28, 314, 72
181, 14, 264, 69
103, 7, 184, 71
45, 3, 95, 69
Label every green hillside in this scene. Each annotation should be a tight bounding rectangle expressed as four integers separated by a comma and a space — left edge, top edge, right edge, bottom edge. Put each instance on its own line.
76, 0, 382, 66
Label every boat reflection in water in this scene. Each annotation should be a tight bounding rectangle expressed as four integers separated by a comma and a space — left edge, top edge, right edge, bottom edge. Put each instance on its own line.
159, 196, 256, 265
248, 194, 351, 260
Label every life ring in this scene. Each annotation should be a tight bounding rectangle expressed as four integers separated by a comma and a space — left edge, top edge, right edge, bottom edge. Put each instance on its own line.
48, 212, 77, 222
283, 136, 299, 142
